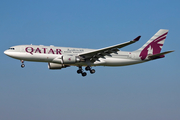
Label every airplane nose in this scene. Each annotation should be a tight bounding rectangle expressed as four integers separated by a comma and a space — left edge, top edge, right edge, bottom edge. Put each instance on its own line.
4, 50, 11, 56
4, 50, 17, 58
4, 50, 8, 55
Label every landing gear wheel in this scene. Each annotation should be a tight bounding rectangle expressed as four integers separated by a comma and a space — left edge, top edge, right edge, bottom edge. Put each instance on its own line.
90, 69, 95, 74
21, 64, 25, 68
82, 72, 87, 77
21, 60, 24, 63
85, 66, 91, 71
77, 69, 82, 74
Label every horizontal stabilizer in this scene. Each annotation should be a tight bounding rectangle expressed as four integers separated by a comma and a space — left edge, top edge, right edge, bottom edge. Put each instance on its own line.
148, 50, 174, 59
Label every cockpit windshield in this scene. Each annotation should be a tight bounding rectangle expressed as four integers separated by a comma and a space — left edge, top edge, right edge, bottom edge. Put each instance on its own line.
9, 48, 15, 50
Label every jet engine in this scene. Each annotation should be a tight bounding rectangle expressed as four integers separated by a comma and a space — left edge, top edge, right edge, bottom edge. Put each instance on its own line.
63, 55, 81, 64
48, 63, 69, 69
52, 55, 81, 64
48, 55, 82, 69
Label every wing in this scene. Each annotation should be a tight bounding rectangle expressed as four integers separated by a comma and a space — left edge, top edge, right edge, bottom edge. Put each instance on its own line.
78, 36, 141, 61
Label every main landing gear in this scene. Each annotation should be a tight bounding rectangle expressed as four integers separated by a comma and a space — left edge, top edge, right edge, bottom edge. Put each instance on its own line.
20, 60, 25, 68
77, 66, 95, 77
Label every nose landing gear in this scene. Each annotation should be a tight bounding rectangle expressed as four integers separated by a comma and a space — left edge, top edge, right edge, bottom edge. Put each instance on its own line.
20, 60, 25, 68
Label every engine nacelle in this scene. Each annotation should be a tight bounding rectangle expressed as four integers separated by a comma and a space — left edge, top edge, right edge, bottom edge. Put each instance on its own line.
63, 55, 80, 64
48, 63, 68, 69
52, 55, 81, 64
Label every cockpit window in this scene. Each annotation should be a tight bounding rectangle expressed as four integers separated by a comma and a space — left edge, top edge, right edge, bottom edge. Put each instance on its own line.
9, 48, 15, 50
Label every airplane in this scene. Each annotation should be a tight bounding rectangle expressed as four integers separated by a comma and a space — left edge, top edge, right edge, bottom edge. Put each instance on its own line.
4, 29, 174, 77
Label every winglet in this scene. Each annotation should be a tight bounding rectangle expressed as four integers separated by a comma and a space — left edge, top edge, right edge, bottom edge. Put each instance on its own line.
133, 36, 141, 42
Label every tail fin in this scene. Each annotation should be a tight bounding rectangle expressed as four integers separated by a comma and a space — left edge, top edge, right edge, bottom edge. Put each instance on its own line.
137, 29, 169, 60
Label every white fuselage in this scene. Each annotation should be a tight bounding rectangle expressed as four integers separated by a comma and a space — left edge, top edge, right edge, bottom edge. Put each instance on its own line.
4, 45, 145, 67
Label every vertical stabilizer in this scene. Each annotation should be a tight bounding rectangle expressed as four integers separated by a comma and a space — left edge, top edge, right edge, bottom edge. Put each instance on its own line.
136, 29, 169, 60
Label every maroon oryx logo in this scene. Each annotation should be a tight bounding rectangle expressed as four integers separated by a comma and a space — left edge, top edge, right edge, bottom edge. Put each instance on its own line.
139, 32, 168, 60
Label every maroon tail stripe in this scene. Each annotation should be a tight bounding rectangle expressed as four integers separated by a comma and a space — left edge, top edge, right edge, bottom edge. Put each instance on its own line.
153, 32, 168, 42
